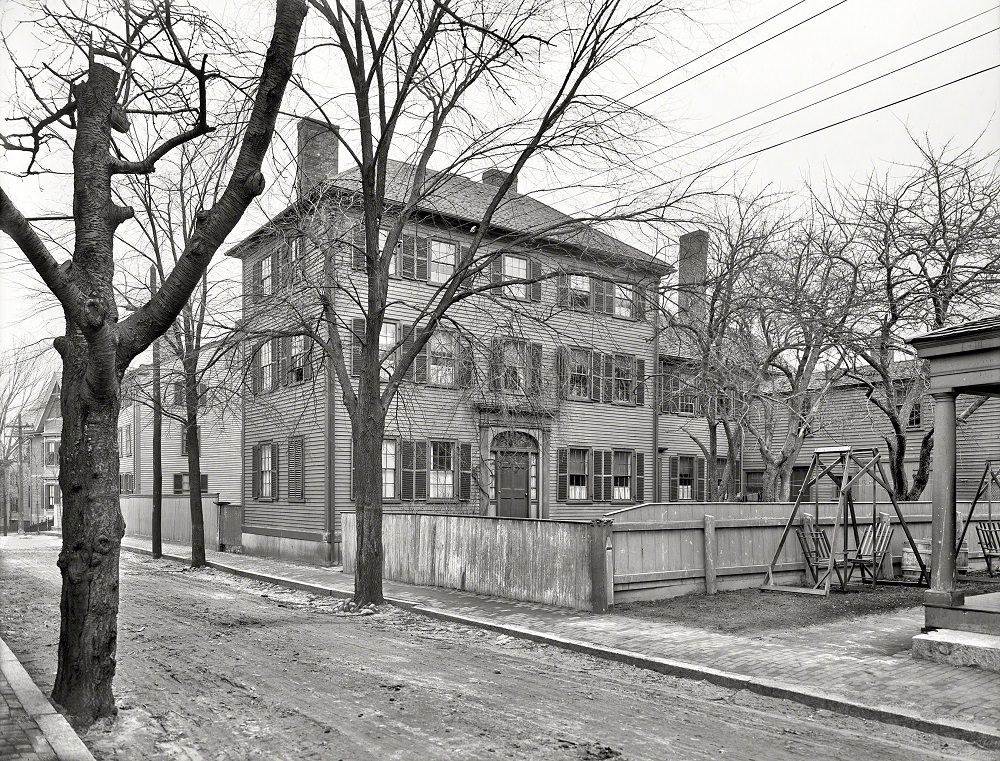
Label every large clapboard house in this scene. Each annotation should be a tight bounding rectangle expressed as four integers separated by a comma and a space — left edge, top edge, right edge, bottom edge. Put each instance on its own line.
229, 118, 674, 564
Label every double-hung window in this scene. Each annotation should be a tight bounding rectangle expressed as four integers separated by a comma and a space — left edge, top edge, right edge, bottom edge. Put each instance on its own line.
677, 456, 695, 500
429, 441, 454, 498
378, 228, 402, 275
429, 331, 458, 386
568, 348, 591, 399
612, 450, 632, 500
613, 354, 634, 403
260, 444, 274, 498
569, 449, 589, 500
260, 341, 274, 392
429, 240, 457, 284
382, 439, 398, 499
379, 322, 398, 379
501, 340, 528, 392
180, 425, 200, 456
261, 256, 273, 296
613, 283, 633, 318
290, 335, 307, 383
45, 440, 58, 466
569, 275, 590, 309
503, 254, 529, 300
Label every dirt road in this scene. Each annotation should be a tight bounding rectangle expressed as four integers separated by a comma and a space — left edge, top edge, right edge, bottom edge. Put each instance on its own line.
0, 535, 988, 760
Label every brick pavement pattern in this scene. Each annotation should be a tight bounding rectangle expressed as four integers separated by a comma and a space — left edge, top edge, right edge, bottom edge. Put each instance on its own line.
121, 536, 1000, 745
0, 676, 56, 761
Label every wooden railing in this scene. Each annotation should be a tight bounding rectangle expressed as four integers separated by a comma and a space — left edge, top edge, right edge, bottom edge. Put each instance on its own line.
341, 511, 613, 612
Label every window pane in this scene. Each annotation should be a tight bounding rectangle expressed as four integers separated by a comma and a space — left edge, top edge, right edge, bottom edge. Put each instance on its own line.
569, 275, 590, 309
501, 341, 527, 392
382, 439, 396, 499
568, 448, 589, 500
569, 349, 590, 398
429, 241, 456, 283
379, 323, 398, 378
430, 331, 457, 386
613, 451, 632, 500
261, 445, 272, 498
429, 441, 454, 498
504, 254, 528, 299
613, 355, 634, 402
260, 341, 273, 391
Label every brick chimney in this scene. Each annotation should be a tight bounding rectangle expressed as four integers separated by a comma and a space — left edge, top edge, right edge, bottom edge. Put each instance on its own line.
677, 230, 709, 325
296, 117, 340, 199
482, 168, 517, 194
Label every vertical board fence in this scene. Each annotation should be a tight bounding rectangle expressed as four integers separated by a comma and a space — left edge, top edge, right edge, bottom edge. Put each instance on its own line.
120, 493, 223, 549
341, 512, 612, 611
605, 501, 989, 601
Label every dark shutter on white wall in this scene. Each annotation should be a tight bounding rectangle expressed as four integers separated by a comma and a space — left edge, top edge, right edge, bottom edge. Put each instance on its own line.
556, 448, 568, 502
633, 286, 646, 320
603, 354, 614, 403
352, 224, 366, 271
401, 234, 416, 279
414, 328, 428, 384
695, 457, 705, 502
555, 348, 568, 399
635, 358, 646, 406
459, 443, 472, 501
270, 442, 280, 501
591, 351, 603, 402
529, 259, 542, 302
414, 441, 428, 500
668, 455, 679, 502
173, 473, 183, 494
415, 237, 429, 281
351, 318, 366, 377
288, 436, 304, 502
488, 339, 503, 392
528, 343, 542, 394
457, 339, 474, 388
251, 260, 262, 302
252, 445, 261, 499
270, 338, 280, 389
401, 440, 415, 501
490, 254, 504, 287
635, 453, 645, 502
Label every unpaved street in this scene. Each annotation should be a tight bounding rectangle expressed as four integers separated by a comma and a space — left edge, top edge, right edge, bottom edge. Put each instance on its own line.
0, 535, 989, 760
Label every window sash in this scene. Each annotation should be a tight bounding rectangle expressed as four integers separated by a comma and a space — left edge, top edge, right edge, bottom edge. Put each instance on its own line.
614, 283, 633, 318
568, 448, 589, 500
260, 445, 273, 498
613, 355, 634, 402
378, 229, 402, 274
260, 341, 274, 391
503, 254, 529, 300
379, 322, 398, 378
501, 341, 528, 392
429, 332, 457, 386
569, 349, 590, 398
429, 441, 454, 498
382, 439, 397, 499
429, 240, 456, 283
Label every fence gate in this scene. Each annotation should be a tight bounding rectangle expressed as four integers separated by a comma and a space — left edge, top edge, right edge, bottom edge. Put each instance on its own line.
218, 502, 243, 552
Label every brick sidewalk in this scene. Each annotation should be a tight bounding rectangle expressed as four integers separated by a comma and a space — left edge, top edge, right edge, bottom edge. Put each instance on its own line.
0, 637, 94, 761
121, 536, 1000, 748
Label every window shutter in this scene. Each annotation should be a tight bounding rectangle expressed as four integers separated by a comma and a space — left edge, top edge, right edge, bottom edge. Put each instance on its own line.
603, 354, 613, 403
592, 450, 602, 502
633, 286, 646, 320
488, 339, 502, 392
252, 445, 261, 499
669, 456, 679, 502
556, 448, 568, 502
415, 237, 429, 281
414, 328, 428, 384
173, 473, 183, 494
695, 457, 705, 502
459, 443, 472, 501
401, 440, 415, 501
556, 273, 569, 307
602, 451, 614, 502
197, 383, 207, 407
270, 338, 281, 389
200, 474, 209, 493
401, 234, 416, 279
636, 453, 645, 502
351, 317, 366, 377
556, 347, 568, 399
352, 224, 366, 271
457, 339, 474, 388
491, 254, 504, 287
270, 252, 279, 292
279, 239, 291, 285
414, 441, 428, 500
251, 260, 262, 302
280, 336, 291, 385
590, 351, 603, 402
252, 345, 262, 395
591, 278, 605, 314
54, 484, 61, 501
173, 381, 183, 406
635, 358, 645, 406
528, 343, 543, 394
350, 440, 357, 501
288, 436, 304, 502
303, 337, 314, 381
271, 442, 280, 500
529, 259, 542, 302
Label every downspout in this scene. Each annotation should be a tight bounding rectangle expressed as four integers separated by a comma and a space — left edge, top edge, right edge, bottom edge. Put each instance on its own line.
652, 291, 660, 503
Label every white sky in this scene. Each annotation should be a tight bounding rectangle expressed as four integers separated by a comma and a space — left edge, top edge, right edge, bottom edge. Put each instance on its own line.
1, 0, 998, 357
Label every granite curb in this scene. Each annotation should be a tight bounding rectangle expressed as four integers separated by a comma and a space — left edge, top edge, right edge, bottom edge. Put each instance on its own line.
0, 638, 95, 761
121, 543, 1000, 750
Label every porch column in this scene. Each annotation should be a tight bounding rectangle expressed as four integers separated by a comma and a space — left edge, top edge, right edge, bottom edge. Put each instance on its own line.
926, 391, 964, 607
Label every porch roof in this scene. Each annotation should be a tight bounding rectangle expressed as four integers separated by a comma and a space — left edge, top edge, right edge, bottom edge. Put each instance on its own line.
909, 314, 1000, 396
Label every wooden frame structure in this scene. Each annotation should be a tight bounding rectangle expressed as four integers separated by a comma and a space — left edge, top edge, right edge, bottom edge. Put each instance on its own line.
761, 446, 928, 596
956, 460, 1000, 549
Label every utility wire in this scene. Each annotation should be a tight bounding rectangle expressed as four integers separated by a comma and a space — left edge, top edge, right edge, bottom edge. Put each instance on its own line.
666, 25, 1000, 165
630, 0, 851, 110
620, 0, 810, 101
661, 6, 999, 157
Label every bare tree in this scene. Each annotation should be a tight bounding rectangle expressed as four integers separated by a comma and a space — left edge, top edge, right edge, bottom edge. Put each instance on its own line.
0, 0, 306, 725
0, 345, 48, 533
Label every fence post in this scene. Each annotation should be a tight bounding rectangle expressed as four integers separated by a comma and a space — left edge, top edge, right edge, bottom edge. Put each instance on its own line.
703, 514, 717, 595
590, 519, 614, 613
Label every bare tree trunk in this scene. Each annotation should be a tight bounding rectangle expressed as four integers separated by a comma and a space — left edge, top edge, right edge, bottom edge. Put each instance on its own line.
352, 373, 386, 604
185, 365, 205, 567
151, 271, 162, 558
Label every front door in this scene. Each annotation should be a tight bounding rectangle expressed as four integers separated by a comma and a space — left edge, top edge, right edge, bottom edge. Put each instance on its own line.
496, 451, 530, 518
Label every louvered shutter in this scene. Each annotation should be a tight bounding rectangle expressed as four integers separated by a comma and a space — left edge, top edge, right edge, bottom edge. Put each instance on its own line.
415, 237, 429, 281
173, 381, 183, 406
288, 436, 304, 502
200, 474, 209, 493
491, 254, 504, 286
270, 442, 280, 500
401, 234, 416, 279
414, 441, 428, 500
351, 318, 366, 376
603, 451, 614, 502
457, 339, 474, 388
459, 443, 472, 501
173, 474, 183, 494
414, 328, 428, 384
695, 457, 705, 502
251, 260, 262, 302
251, 345, 262, 395
352, 224, 366, 270
635, 453, 645, 502
556, 347, 568, 399
556, 448, 568, 502
635, 358, 645, 406
633, 286, 646, 320
603, 354, 614, 403
401, 441, 415, 501
252, 445, 261, 499
302, 337, 314, 381
488, 339, 503, 391
280, 336, 291, 385
529, 259, 542, 302
669, 456, 679, 502
270, 338, 280, 389
556, 274, 569, 306
590, 351, 603, 402
528, 343, 542, 394
591, 278, 605, 314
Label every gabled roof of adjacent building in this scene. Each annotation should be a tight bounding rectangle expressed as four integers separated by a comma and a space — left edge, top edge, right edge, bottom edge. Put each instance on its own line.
228, 159, 669, 276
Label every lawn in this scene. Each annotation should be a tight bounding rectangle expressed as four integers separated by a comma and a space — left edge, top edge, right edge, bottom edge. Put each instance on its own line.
614, 575, 1000, 634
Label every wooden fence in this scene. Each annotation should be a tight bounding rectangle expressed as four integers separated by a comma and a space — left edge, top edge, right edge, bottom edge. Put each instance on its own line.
604, 500, 991, 601
341, 512, 613, 612
121, 493, 222, 548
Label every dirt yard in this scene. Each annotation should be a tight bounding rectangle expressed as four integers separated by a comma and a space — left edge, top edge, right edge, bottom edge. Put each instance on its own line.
0, 535, 992, 760
616, 575, 1000, 633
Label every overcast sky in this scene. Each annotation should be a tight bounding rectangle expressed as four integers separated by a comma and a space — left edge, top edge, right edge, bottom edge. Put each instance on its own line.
1, 0, 998, 357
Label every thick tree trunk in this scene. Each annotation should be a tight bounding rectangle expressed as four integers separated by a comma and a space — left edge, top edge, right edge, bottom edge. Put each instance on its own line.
51, 350, 125, 725
352, 374, 386, 605
151, 274, 162, 558
186, 385, 206, 568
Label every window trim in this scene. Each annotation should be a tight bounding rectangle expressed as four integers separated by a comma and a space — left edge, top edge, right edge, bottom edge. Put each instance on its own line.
428, 330, 459, 388
567, 446, 591, 502
428, 238, 457, 284
502, 253, 530, 301
613, 282, 634, 319
428, 440, 456, 500
612, 354, 635, 405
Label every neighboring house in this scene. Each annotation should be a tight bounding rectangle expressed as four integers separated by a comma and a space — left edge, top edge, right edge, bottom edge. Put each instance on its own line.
228, 117, 672, 565
739, 366, 1000, 504
119, 359, 242, 505
24, 373, 62, 529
